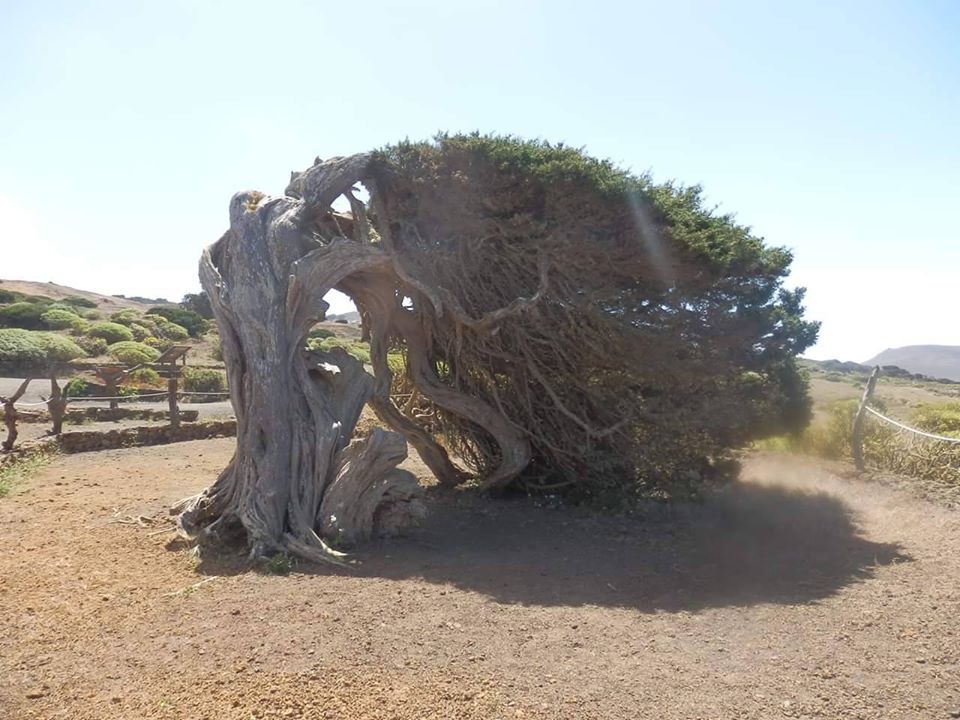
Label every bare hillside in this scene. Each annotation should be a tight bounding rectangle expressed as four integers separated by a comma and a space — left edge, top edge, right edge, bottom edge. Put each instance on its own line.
0, 279, 169, 316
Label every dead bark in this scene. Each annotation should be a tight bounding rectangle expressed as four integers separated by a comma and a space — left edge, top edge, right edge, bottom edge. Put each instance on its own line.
174, 153, 559, 562
1, 378, 32, 452
173, 163, 426, 563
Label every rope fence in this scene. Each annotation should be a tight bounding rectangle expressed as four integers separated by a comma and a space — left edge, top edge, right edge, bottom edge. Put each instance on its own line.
11, 391, 233, 408
853, 367, 960, 482
864, 406, 960, 445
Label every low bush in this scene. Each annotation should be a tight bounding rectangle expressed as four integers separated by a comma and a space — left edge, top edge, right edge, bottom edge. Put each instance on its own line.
307, 328, 336, 341
110, 309, 141, 326
36, 333, 87, 361
87, 321, 134, 344
62, 295, 98, 309
754, 399, 872, 459
76, 335, 108, 356
144, 336, 173, 351
0, 329, 85, 365
127, 367, 162, 386
44, 302, 81, 316
64, 377, 94, 397
182, 367, 228, 393
128, 323, 153, 341
0, 329, 45, 364
135, 315, 161, 335
305, 336, 371, 365
68, 318, 91, 334
0, 289, 25, 304
145, 313, 190, 341
41, 308, 82, 330
107, 341, 161, 364
0, 302, 46, 329
912, 402, 960, 437
147, 306, 210, 337
22, 294, 53, 304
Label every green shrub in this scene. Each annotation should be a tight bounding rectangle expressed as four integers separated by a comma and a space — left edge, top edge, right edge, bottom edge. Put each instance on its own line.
912, 402, 960, 437
126, 367, 162, 386
182, 367, 228, 393
0, 329, 45, 364
44, 302, 81, 316
62, 295, 98, 309
68, 317, 91, 334
128, 323, 153, 341
22, 294, 53, 305
154, 317, 189, 341
0, 302, 46, 329
135, 315, 161, 335
35, 333, 86, 361
41, 308, 82, 329
87, 321, 134, 344
147, 307, 210, 337
145, 313, 190, 341
0, 329, 85, 365
0, 289, 25, 304
81, 309, 101, 320
307, 328, 336, 341
76, 335, 108, 356
110, 309, 142, 326
304, 336, 371, 364
106, 341, 161, 364
144, 336, 173, 351
64, 377, 94, 397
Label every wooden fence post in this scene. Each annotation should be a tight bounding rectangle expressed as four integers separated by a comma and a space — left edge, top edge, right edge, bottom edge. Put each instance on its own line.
168, 376, 180, 429
47, 376, 67, 436
852, 366, 880, 471
1, 378, 32, 452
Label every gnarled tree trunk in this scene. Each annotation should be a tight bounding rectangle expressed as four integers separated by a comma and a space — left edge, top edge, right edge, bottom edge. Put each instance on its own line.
173, 154, 538, 563
172, 158, 426, 563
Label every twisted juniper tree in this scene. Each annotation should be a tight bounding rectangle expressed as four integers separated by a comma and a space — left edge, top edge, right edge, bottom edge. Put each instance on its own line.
174, 134, 818, 562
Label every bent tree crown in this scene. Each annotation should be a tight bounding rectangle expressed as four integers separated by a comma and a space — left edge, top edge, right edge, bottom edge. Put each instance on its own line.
173, 136, 818, 562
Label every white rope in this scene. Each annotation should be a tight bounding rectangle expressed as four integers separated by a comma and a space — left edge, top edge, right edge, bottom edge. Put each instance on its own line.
11, 391, 232, 408
67, 391, 172, 402
865, 406, 960, 445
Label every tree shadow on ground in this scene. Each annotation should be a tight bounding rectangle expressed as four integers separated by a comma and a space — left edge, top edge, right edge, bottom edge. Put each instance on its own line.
340, 478, 909, 613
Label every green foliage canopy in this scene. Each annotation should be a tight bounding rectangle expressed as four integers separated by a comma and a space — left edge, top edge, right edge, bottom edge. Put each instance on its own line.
106, 341, 161, 364
147, 306, 209, 337
87, 321, 134, 344
367, 133, 820, 498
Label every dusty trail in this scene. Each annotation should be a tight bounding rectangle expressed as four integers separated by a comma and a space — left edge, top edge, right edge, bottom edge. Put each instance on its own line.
1, 442, 958, 719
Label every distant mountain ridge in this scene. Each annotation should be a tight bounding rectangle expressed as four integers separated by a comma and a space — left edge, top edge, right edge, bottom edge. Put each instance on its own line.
865, 345, 960, 382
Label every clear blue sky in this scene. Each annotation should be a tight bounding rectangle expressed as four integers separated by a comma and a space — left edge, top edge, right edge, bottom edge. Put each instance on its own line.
2, 0, 958, 361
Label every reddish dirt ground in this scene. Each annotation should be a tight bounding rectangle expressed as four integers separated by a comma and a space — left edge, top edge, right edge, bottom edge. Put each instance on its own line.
2, 442, 959, 719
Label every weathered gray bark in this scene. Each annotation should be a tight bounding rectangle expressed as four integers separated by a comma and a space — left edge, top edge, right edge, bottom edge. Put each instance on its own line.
173, 154, 538, 563
172, 158, 425, 563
